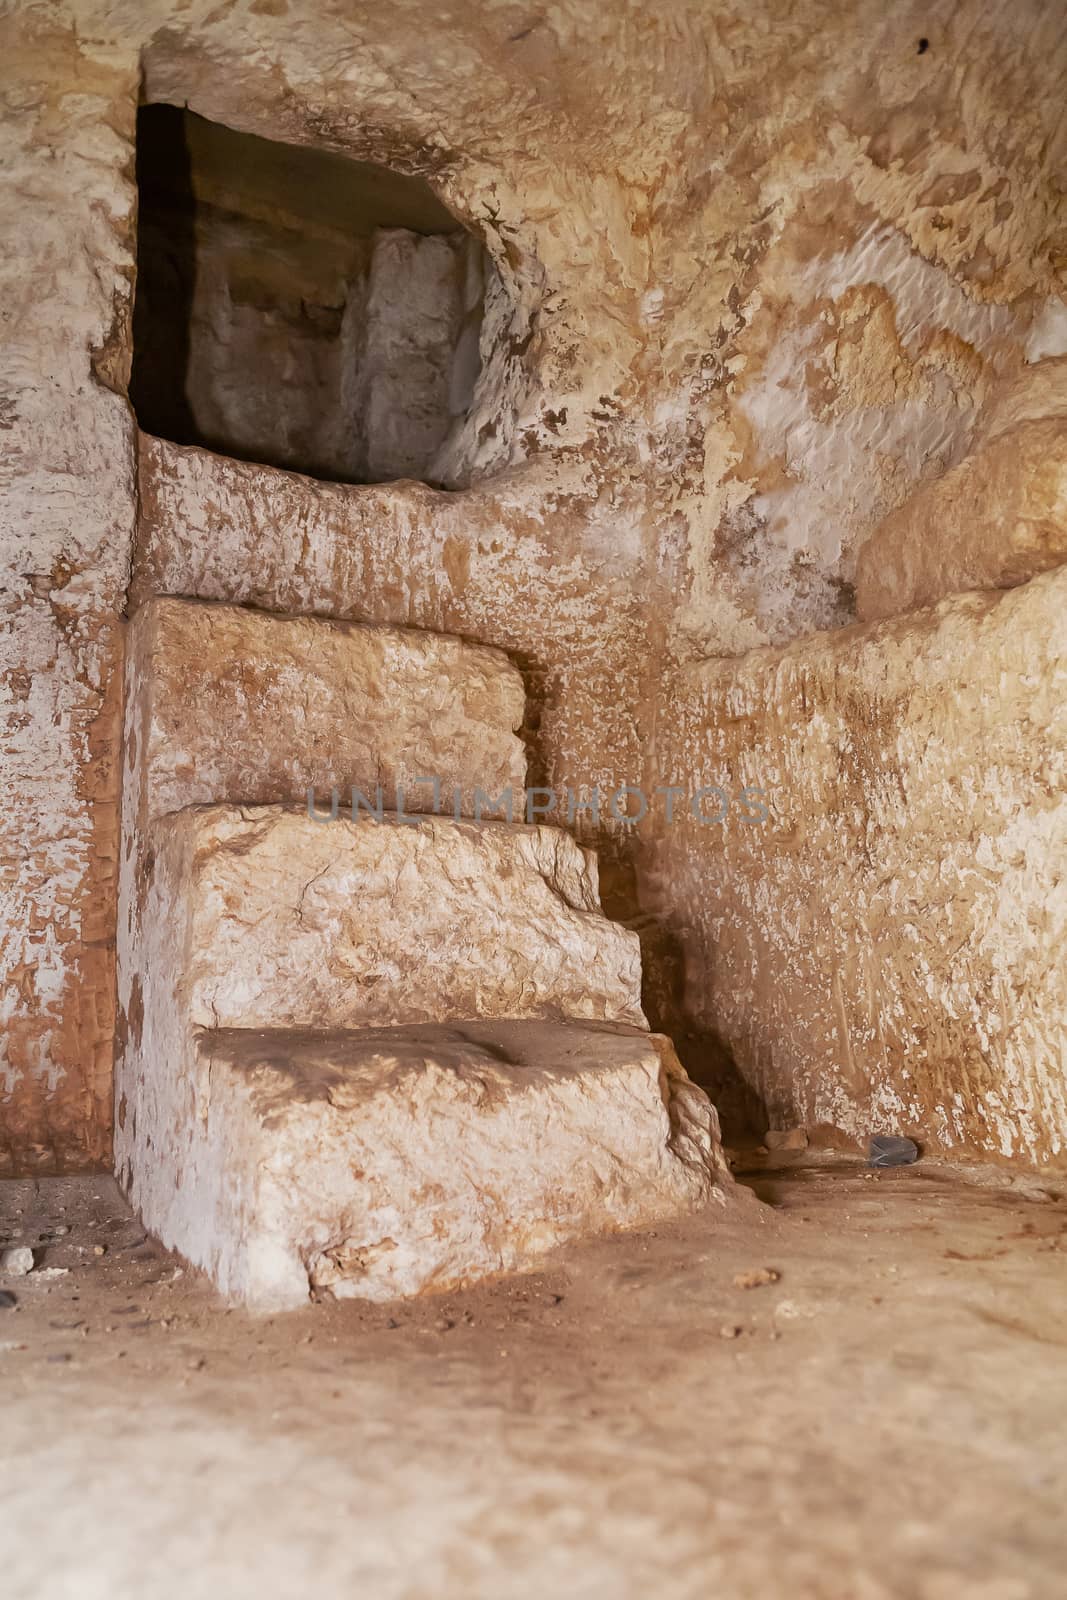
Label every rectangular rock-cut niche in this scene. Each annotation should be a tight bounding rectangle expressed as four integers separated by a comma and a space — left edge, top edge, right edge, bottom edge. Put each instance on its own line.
129, 105, 490, 485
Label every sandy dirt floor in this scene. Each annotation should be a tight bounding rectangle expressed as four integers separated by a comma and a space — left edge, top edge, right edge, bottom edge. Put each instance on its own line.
2, 1153, 1066, 1600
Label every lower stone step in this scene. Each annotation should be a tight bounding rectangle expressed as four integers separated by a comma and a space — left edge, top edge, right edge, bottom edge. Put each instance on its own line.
143, 1020, 729, 1310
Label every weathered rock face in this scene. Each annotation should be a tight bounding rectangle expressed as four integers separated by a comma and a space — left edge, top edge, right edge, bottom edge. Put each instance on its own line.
126, 597, 526, 822
4, 0, 1067, 1171
650, 567, 1067, 1165
113, 585, 731, 1304
159, 1021, 726, 1309
358, 230, 484, 483
129, 434, 652, 870
0, 25, 137, 1173
114, 792, 725, 1303
856, 360, 1067, 620
129, 807, 646, 1035
982, 354, 1067, 436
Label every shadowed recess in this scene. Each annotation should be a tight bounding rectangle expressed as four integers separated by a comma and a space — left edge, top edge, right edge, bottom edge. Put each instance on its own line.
130, 104, 488, 484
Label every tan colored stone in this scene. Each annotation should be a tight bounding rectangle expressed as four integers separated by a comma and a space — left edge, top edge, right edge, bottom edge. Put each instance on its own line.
179, 1020, 728, 1309
6, 0, 1067, 1175
126, 597, 525, 823
982, 354, 1067, 438
656, 566, 1067, 1166
136, 807, 645, 1033
856, 414, 1067, 622
733, 1267, 780, 1290
114, 804, 728, 1307
763, 1128, 808, 1152
114, 806, 655, 1275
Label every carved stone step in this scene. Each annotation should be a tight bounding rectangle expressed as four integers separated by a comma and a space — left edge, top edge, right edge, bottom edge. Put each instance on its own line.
124, 595, 526, 823
118, 806, 645, 1038
138, 1020, 728, 1309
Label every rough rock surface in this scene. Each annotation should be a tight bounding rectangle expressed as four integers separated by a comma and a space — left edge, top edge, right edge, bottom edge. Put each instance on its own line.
5, 1169, 1067, 1600
981, 354, 1067, 436
0, 1244, 34, 1276
358, 230, 479, 483
5, 0, 1067, 1169
125, 808, 645, 1036
652, 566, 1067, 1164
126, 597, 526, 822
183, 1020, 726, 1309
856, 360, 1067, 620
113, 799, 727, 1304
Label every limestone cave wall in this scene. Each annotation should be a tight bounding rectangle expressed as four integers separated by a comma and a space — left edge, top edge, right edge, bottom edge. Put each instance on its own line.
1, 0, 1065, 1170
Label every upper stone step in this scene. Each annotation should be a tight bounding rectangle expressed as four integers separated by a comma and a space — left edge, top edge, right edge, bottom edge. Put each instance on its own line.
144, 805, 646, 1032
125, 596, 526, 824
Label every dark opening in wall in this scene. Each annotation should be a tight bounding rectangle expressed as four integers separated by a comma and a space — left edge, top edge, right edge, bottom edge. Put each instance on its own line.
130, 105, 488, 484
